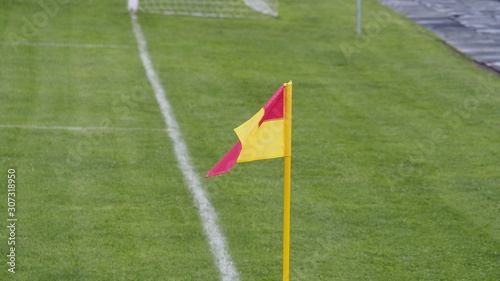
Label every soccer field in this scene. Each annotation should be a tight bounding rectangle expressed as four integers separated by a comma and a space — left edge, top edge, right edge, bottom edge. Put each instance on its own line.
1, 0, 499, 280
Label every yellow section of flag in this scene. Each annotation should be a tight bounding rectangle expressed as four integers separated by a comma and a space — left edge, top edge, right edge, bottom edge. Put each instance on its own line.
235, 108, 284, 163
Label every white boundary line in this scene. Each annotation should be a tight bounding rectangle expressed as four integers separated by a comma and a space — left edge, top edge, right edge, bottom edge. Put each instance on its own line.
1, 42, 133, 49
131, 16, 240, 281
0, 124, 164, 132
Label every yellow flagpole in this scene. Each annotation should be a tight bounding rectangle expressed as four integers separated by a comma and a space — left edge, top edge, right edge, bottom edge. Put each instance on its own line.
283, 81, 292, 281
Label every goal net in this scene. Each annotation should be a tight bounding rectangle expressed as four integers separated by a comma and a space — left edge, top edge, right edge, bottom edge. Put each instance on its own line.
128, 0, 278, 18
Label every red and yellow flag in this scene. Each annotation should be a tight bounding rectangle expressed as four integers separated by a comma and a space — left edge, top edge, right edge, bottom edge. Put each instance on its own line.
206, 82, 291, 177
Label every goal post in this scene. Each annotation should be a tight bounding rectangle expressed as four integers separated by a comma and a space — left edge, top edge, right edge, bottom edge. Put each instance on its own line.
128, 0, 139, 12
127, 0, 278, 18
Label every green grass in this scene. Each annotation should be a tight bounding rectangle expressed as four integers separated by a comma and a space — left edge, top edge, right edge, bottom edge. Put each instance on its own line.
1, 0, 500, 280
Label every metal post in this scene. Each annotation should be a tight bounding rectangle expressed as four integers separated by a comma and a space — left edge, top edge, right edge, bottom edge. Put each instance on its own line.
357, 0, 362, 35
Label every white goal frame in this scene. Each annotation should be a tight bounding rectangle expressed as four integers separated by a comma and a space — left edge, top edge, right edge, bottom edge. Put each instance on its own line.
128, 0, 278, 18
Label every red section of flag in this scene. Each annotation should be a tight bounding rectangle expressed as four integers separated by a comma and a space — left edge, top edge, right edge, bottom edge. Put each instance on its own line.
205, 142, 242, 177
259, 85, 284, 126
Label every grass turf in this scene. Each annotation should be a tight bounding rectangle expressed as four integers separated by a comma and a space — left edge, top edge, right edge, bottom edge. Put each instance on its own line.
1, 0, 499, 280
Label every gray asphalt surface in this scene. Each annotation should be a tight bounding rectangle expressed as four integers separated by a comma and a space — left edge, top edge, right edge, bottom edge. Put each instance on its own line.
379, 0, 500, 73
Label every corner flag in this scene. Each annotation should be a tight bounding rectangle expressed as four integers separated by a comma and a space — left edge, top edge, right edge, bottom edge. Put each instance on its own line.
206, 81, 293, 281
206, 81, 292, 177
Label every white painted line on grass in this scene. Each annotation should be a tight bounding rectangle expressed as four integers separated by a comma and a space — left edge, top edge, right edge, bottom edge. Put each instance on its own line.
0, 124, 164, 132
131, 16, 240, 281
1, 42, 133, 49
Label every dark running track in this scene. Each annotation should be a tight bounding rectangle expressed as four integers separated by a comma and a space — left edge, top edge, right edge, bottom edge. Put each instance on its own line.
379, 0, 500, 73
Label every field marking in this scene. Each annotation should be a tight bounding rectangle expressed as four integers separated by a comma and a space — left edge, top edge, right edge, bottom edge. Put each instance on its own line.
0, 124, 165, 132
131, 16, 240, 281
1, 42, 133, 49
